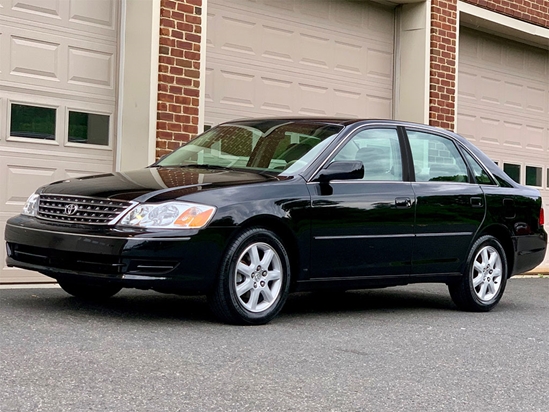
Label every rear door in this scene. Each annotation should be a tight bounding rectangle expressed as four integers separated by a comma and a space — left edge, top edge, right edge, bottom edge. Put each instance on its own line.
308, 126, 415, 281
405, 128, 486, 275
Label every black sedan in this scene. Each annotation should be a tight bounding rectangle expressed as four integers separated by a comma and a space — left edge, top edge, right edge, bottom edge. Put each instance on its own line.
5, 118, 547, 324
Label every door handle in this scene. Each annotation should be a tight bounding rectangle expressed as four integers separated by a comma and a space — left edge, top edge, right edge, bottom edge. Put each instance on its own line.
395, 197, 412, 209
470, 197, 483, 208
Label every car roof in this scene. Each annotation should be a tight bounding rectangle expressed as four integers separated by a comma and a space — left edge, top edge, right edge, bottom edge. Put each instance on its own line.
218, 117, 520, 188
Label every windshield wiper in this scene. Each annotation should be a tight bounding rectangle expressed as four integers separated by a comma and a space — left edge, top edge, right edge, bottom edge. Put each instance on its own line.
157, 163, 234, 170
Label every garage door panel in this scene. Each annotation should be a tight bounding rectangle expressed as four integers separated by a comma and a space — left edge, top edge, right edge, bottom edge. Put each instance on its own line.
6, 0, 116, 37
458, 27, 549, 270
207, 57, 392, 123
207, 0, 393, 87
1, 0, 118, 283
1, 25, 116, 97
0, 152, 112, 213
458, 106, 548, 152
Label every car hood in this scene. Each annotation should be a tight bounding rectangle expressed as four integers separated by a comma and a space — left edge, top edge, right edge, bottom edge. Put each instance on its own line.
39, 167, 282, 202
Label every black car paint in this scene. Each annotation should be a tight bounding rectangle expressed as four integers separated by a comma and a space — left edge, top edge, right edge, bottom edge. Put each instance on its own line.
5, 119, 547, 295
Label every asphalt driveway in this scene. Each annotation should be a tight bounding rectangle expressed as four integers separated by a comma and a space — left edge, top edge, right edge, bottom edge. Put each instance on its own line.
1, 279, 547, 412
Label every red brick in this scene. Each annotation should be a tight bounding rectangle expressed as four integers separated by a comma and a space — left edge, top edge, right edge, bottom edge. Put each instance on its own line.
185, 33, 201, 43
176, 2, 194, 13
170, 66, 184, 76
160, 18, 175, 28
186, 15, 201, 24
176, 40, 193, 50
184, 69, 200, 79
176, 77, 193, 86
168, 123, 182, 132
185, 51, 200, 60
184, 88, 200, 97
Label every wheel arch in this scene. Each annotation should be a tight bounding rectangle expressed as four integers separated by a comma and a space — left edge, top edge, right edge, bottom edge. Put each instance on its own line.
477, 224, 514, 277
231, 215, 302, 288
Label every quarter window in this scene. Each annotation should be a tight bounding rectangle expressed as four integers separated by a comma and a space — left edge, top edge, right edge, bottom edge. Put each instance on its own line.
332, 128, 402, 181
407, 130, 468, 183
503, 163, 521, 184
463, 151, 495, 185
10, 104, 56, 141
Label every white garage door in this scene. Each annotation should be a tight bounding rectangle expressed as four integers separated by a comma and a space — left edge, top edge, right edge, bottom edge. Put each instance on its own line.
457, 27, 549, 271
205, 0, 395, 126
0, 0, 119, 283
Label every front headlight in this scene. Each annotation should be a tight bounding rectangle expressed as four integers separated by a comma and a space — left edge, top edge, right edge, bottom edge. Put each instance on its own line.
119, 201, 216, 229
22, 193, 40, 217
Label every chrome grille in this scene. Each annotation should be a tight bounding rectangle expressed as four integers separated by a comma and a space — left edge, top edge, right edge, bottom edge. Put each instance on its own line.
38, 194, 133, 225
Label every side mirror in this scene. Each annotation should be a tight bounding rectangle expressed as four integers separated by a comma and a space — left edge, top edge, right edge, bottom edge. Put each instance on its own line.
317, 161, 364, 182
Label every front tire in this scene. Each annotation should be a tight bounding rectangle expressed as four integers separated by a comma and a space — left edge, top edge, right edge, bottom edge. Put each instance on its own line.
448, 235, 508, 312
208, 228, 291, 325
58, 280, 122, 300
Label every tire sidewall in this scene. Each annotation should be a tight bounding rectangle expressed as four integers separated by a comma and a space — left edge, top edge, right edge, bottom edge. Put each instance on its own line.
222, 229, 291, 324
465, 235, 508, 309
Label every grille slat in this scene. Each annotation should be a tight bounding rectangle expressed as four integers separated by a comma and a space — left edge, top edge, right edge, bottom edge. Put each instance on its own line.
37, 194, 133, 225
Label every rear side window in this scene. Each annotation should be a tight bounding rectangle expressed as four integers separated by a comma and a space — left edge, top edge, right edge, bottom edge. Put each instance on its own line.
462, 150, 496, 185
332, 128, 402, 181
407, 130, 469, 183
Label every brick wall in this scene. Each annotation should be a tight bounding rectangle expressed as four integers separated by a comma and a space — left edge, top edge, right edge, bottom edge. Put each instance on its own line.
156, 0, 202, 159
463, 0, 549, 28
429, 0, 458, 131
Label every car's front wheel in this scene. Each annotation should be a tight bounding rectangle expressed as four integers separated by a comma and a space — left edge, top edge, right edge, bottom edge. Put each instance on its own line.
208, 228, 291, 325
58, 280, 122, 300
448, 235, 508, 312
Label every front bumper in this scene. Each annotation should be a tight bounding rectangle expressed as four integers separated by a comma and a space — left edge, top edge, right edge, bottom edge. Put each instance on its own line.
5, 215, 231, 292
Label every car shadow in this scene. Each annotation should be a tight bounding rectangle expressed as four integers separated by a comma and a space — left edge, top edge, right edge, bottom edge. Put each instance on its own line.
282, 287, 456, 317
4, 285, 459, 324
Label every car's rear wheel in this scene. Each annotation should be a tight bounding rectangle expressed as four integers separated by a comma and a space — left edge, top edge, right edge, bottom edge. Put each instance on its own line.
208, 228, 291, 325
448, 235, 507, 312
58, 280, 122, 300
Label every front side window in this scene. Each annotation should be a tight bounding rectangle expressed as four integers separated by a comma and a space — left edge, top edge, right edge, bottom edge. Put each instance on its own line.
332, 128, 402, 181
157, 121, 343, 174
10, 104, 56, 140
407, 130, 468, 183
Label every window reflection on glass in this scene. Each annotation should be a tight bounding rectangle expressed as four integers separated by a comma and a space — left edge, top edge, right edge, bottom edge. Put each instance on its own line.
68, 111, 109, 146
10, 104, 56, 140
333, 128, 403, 181
407, 131, 469, 183
463, 151, 495, 185
503, 163, 521, 184
526, 166, 542, 187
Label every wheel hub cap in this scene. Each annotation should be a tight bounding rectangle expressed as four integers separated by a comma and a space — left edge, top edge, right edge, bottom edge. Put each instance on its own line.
234, 242, 283, 313
472, 245, 503, 302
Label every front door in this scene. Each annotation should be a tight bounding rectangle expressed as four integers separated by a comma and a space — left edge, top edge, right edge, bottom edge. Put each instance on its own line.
308, 127, 415, 281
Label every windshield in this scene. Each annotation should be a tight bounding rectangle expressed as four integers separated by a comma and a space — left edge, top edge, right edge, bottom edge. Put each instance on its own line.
156, 121, 343, 174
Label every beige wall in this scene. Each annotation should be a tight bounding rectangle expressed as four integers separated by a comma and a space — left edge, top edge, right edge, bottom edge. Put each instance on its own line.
116, 0, 160, 171
394, 1, 430, 125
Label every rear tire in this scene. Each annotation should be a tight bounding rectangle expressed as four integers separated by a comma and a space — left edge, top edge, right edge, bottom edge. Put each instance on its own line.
208, 227, 291, 325
448, 235, 507, 312
58, 280, 122, 300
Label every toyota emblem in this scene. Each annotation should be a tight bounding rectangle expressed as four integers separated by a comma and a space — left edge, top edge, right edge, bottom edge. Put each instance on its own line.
64, 204, 79, 215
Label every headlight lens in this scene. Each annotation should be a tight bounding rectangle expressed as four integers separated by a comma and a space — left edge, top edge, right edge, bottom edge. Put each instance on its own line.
119, 201, 216, 229
22, 193, 40, 217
